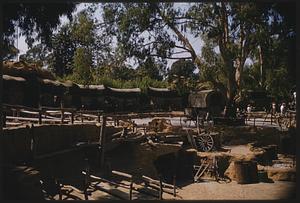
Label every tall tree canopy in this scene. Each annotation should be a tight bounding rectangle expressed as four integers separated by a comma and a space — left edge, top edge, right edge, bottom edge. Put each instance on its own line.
3, 3, 76, 49
101, 2, 295, 104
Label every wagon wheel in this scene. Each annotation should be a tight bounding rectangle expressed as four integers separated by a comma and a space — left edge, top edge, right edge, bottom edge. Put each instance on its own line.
196, 134, 214, 152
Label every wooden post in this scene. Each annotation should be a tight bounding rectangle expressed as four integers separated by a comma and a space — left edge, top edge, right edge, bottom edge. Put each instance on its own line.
71, 112, 74, 124
270, 113, 273, 125
97, 112, 101, 123
61, 110, 64, 124
56, 179, 63, 200
30, 124, 36, 160
129, 180, 133, 200
84, 158, 90, 200
81, 112, 83, 123
173, 175, 176, 197
289, 112, 292, 127
253, 115, 256, 127
60, 98, 64, 124
159, 176, 163, 200
38, 110, 42, 125
2, 111, 6, 128
99, 115, 107, 171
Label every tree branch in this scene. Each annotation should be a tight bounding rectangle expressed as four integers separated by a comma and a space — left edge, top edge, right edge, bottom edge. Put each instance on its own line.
149, 54, 192, 60
153, 4, 198, 62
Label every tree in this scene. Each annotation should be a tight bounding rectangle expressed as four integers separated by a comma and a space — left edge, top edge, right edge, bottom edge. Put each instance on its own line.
187, 2, 276, 104
101, 3, 201, 71
136, 57, 166, 80
168, 59, 197, 81
48, 9, 113, 78
19, 44, 50, 67
72, 47, 93, 86
48, 24, 76, 77
101, 2, 286, 105
3, 3, 76, 58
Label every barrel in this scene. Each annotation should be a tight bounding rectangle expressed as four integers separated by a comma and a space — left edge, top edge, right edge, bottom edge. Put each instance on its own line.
234, 160, 258, 184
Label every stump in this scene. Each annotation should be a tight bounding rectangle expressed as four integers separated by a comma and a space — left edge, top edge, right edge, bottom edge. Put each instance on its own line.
234, 160, 258, 184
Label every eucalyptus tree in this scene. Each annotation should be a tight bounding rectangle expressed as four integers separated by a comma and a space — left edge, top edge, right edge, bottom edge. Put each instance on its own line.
101, 3, 200, 67
3, 3, 76, 56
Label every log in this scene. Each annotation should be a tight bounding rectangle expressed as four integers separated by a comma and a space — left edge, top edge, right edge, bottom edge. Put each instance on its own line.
141, 175, 178, 189
82, 171, 131, 189
6, 116, 68, 123
111, 170, 132, 179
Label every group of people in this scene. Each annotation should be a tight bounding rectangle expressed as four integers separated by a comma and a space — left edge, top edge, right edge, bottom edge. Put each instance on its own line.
246, 91, 296, 116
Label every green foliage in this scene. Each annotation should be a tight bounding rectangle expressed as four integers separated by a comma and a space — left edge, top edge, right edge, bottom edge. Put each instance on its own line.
72, 47, 93, 86
3, 44, 20, 61
168, 59, 197, 82
136, 57, 166, 81
19, 44, 50, 67
265, 68, 292, 101
48, 24, 76, 77
3, 3, 76, 55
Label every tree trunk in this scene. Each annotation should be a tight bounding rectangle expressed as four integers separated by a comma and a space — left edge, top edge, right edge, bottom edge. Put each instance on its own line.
153, 4, 199, 66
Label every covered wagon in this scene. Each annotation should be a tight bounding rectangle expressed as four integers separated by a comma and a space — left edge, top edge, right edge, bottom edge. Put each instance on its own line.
147, 87, 183, 111
185, 89, 226, 121
106, 87, 141, 113
75, 85, 106, 110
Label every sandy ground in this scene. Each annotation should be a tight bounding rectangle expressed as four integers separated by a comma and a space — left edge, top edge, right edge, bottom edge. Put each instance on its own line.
52, 179, 295, 200
175, 181, 296, 200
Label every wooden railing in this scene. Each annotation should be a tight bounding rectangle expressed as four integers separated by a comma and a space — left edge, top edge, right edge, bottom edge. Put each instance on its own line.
2, 103, 104, 127
245, 110, 296, 129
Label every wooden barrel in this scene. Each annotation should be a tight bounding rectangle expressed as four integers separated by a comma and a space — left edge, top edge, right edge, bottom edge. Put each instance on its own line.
234, 160, 258, 184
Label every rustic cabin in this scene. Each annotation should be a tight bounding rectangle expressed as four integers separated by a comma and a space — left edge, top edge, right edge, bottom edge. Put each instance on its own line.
75, 85, 106, 110
106, 87, 141, 112
2, 75, 27, 106
147, 87, 183, 111
188, 89, 226, 116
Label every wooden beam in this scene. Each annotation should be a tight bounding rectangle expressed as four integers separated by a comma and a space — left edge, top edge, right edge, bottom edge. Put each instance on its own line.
99, 115, 107, 171
141, 175, 178, 189
111, 170, 133, 179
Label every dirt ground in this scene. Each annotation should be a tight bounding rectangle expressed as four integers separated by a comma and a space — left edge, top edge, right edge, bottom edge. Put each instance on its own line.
3, 118, 296, 200
175, 181, 296, 200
